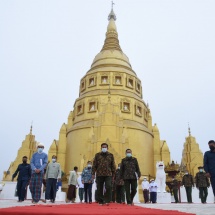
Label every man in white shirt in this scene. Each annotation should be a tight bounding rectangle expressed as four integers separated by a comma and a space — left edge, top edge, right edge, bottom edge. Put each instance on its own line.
141, 177, 149, 203
149, 179, 158, 203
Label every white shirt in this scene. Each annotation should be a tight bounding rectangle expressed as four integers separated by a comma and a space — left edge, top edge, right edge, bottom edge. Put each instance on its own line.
141, 180, 149, 190
149, 181, 158, 192
77, 176, 84, 188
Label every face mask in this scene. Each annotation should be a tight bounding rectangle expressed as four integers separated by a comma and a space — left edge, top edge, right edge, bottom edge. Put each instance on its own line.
209, 146, 215, 151
126, 153, 132, 157
185, 172, 188, 175
144, 179, 146, 181
52, 159, 56, 163
87, 164, 92, 168
118, 167, 120, 169
23, 160, 27, 164
38, 148, 43, 153
102, 148, 107, 153
199, 169, 203, 172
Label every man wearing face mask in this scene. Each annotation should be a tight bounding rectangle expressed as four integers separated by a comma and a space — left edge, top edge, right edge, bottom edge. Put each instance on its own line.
42, 155, 61, 203
81, 161, 93, 204
92, 143, 116, 205
195, 166, 210, 203
115, 163, 125, 204
30, 143, 48, 204
141, 177, 149, 203
204, 140, 215, 203
120, 149, 141, 205
181, 171, 194, 203
12, 156, 31, 202
149, 179, 158, 203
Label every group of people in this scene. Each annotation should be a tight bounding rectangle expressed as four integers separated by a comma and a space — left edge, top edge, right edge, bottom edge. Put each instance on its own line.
66, 144, 141, 205
12, 143, 61, 203
170, 139, 215, 204
141, 177, 158, 203
12, 139, 215, 205
140, 171, 208, 204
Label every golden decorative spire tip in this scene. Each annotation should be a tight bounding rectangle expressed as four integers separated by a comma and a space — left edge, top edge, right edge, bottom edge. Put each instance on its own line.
30, 121, 33, 134
108, 1, 116, 21
188, 123, 191, 136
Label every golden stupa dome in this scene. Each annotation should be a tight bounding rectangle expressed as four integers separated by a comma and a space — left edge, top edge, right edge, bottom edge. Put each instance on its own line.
89, 9, 135, 75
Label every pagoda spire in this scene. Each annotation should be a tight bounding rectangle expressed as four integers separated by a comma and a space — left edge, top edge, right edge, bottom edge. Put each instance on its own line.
108, 1, 116, 21
188, 123, 191, 137
101, 4, 122, 52
29, 121, 33, 135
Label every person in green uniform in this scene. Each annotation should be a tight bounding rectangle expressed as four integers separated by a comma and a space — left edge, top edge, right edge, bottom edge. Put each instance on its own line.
172, 178, 179, 203
181, 171, 194, 203
195, 166, 210, 203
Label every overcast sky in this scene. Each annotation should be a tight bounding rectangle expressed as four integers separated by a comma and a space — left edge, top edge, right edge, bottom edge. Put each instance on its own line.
0, 0, 215, 179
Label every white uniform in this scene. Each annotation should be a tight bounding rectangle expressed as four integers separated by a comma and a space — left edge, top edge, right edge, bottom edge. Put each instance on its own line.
149, 181, 158, 192
142, 180, 149, 190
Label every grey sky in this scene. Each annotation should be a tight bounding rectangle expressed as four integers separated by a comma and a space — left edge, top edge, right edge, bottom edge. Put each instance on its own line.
0, 0, 215, 179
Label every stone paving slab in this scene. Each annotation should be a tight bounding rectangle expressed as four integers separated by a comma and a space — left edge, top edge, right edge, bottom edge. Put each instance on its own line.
136, 203, 215, 215
0, 200, 214, 215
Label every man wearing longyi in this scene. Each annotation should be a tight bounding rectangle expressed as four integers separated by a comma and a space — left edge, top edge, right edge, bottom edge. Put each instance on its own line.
30, 143, 48, 204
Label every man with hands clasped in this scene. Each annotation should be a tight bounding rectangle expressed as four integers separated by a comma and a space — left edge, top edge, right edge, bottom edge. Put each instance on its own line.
30, 143, 48, 204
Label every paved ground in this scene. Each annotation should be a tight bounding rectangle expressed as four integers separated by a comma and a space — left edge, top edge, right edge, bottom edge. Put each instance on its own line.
137, 203, 215, 215
0, 200, 214, 215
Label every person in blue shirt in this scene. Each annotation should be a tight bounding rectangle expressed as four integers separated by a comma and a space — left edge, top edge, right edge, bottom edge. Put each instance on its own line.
12, 156, 31, 202
204, 140, 215, 203
30, 143, 48, 204
82, 161, 93, 204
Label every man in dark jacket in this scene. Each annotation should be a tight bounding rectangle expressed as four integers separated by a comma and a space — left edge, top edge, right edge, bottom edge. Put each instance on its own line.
181, 171, 194, 203
92, 143, 116, 205
204, 140, 215, 202
195, 166, 210, 203
12, 156, 31, 202
120, 149, 141, 205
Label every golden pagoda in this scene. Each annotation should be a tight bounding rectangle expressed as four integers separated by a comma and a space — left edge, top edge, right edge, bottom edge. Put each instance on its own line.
181, 126, 203, 176
52, 8, 171, 177
3, 126, 37, 181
